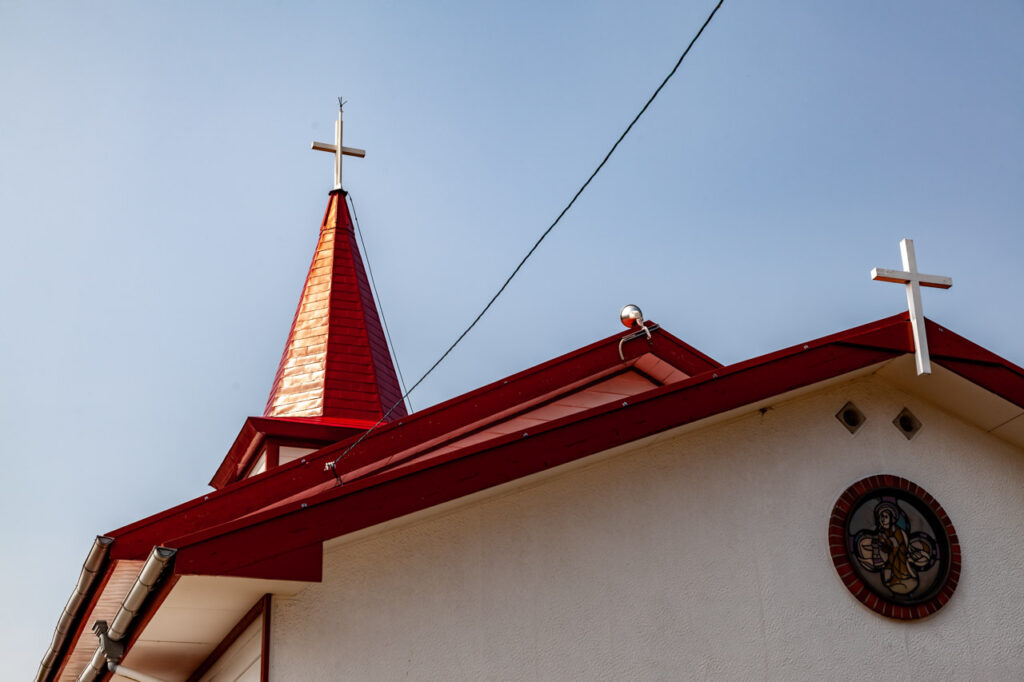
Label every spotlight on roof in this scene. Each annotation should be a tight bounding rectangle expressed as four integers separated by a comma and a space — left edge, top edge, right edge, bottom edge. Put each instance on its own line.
620, 304, 644, 330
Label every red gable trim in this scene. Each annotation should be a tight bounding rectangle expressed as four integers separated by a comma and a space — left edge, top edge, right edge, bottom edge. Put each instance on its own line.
109, 324, 716, 560
166, 317, 921, 576
925, 320, 1024, 406
162, 314, 1024, 578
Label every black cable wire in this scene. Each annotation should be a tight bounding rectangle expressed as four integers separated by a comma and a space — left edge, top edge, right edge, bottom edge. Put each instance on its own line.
348, 193, 413, 410
328, 0, 725, 479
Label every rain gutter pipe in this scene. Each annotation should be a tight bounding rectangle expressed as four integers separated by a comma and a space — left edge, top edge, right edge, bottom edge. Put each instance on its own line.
76, 546, 176, 682
35, 536, 114, 682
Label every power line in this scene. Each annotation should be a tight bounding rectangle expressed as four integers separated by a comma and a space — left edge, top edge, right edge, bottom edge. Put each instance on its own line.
348, 193, 413, 410
327, 0, 725, 480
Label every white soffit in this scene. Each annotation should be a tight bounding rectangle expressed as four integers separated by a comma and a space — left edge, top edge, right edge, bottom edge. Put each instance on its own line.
876, 354, 1024, 449
119, 575, 310, 681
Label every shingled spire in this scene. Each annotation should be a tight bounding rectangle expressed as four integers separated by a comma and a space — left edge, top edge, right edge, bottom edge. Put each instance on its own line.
265, 190, 407, 422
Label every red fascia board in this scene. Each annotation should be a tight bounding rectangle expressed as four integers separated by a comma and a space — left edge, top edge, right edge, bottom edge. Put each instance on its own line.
210, 420, 263, 490
937, 358, 1024, 407
109, 325, 714, 559
822, 314, 1024, 404
207, 542, 322, 582
927, 320, 1024, 406
111, 456, 332, 559
409, 321, 719, 414
775, 312, 912, 357
167, 337, 907, 576
640, 326, 721, 373
927, 318, 1024, 369
308, 324, 718, 478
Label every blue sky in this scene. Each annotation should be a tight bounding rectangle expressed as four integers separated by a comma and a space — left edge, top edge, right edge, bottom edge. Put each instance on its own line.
2, 1, 1022, 677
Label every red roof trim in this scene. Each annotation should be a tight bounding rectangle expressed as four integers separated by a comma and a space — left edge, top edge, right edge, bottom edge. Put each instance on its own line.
167, 338, 903, 576
925, 319, 1024, 405
110, 324, 716, 559
209, 542, 322, 582
111, 313, 1024, 575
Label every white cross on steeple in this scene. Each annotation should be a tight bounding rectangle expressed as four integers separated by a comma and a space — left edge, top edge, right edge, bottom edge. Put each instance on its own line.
311, 98, 366, 191
871, 238, 952, 376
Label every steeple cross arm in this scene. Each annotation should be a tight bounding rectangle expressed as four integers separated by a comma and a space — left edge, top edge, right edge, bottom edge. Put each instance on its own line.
310, 140, 367, 158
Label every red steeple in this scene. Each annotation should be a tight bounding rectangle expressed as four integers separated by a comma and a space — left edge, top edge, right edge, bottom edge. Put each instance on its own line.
265, 190, 407, 422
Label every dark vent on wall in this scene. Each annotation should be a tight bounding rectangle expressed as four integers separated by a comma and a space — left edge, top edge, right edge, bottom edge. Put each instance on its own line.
893, 407, 922, 440
835, 402, 866, 434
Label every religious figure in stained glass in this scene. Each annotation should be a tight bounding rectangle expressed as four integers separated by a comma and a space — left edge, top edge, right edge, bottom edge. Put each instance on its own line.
852, 498, 937, 596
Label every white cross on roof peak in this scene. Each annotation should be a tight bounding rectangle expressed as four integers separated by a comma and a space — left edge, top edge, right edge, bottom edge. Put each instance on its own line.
871, 238, 952, 376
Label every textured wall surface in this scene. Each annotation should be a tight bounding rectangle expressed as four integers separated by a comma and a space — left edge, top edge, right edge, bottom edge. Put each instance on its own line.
270, 374, 1024, 680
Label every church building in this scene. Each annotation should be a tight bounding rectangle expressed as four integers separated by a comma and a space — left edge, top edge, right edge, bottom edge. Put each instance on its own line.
36, 108, 1024, 681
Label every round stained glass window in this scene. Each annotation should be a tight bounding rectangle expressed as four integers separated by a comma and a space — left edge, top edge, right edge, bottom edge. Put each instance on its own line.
828, 475, 961, 620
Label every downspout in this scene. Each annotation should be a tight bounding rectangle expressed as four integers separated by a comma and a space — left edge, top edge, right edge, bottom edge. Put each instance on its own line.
76, 546, 176, 682
35, 536, 114, 682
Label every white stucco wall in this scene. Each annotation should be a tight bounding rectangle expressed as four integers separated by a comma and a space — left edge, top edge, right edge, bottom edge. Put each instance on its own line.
270, 373, 1024, 680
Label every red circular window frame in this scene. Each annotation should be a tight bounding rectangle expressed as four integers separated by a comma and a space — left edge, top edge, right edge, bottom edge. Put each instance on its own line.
828, 475, 961, 620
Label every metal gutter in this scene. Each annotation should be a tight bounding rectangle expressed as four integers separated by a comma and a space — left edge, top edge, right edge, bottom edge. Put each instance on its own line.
76, 546, 176, 682
35, 536, 114, 682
